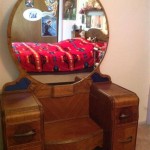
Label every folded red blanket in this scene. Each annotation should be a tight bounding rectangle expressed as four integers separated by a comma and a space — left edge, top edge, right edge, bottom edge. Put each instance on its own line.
12, 38, 107, 73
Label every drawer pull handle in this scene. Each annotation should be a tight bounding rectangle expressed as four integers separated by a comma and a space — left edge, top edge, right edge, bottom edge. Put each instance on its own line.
119, 136, 132, 143
119, 114, 129, 119
13, 130, 36, 137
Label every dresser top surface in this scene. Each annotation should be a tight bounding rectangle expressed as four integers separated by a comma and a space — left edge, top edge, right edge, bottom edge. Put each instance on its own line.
91, 83, 136, 97
1, 92, 39, 111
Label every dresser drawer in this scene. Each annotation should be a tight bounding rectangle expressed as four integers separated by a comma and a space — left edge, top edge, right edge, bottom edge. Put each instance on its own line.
6, 121, 41, 147
115, 106, 138, 124
113, 124, 137, 150
8, 145, 42, 150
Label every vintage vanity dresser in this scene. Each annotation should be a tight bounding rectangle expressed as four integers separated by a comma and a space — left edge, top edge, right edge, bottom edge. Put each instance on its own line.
0, 0, 139, 150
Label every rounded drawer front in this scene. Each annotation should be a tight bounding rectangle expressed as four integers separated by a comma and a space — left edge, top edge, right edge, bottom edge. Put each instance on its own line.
113, 125, 137, 150
6, 121, 41, 147
115, 106, 138, 124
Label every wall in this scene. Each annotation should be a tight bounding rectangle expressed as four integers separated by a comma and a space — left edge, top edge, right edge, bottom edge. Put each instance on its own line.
0, 1, 19, 149
62, 0, 108, 40
101, 0, 149, 123
0, 1, 19, 92
62, 0, 84, 40
0, 0, 149, 149
146, 88, 150, 124
146, 0, 150, 124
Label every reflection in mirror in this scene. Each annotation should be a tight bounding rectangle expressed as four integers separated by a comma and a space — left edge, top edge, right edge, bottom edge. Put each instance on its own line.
8, 0, 109, 84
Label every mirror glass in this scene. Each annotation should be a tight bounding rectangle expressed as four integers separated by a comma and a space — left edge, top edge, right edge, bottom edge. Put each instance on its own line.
8, 0, 109, 84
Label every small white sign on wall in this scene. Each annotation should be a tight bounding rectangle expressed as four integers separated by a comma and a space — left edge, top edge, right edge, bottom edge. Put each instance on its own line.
23, 8, 42, 21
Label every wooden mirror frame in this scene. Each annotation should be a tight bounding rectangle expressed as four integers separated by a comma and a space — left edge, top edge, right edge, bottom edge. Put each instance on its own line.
7, 0, 110, 87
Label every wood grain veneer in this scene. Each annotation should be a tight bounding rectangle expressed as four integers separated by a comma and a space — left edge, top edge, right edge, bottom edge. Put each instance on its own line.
38, 93, 89, 122
1, 92, 44, 150
1, 81, 139, 150
89, 82, 139, 150
44, 117, 103, 149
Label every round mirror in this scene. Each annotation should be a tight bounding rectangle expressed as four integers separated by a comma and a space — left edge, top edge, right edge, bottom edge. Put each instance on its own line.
8, 0, 109, 84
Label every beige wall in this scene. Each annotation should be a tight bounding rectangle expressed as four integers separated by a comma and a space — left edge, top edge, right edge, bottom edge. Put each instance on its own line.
0, 0, 19, 93
101, 0, 149, 123
146, 0, 150, 123
0, 1, 149, 147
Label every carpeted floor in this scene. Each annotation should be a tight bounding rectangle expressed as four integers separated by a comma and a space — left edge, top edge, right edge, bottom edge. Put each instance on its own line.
136, 123, 150, 150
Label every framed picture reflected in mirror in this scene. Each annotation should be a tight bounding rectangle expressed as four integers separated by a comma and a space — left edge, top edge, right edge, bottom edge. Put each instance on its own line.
41, 12, 57, 37
25, 0, 34, 7
63, 0, 77, 20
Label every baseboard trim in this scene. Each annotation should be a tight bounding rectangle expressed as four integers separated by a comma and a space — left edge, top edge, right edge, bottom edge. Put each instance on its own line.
138, 121, 146, 125
138, 121, 150, 125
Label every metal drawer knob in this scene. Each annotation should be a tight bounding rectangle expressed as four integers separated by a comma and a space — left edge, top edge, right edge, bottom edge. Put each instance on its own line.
118, 136, 133, 143
119, 113, 129, 119
12, 124, 37, 143
13, 129, 36, 137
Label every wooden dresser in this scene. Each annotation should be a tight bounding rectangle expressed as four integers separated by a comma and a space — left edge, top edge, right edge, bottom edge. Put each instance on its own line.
0, 81, 139, 150
89, 83, 139, 150
0, 92, 44, 150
